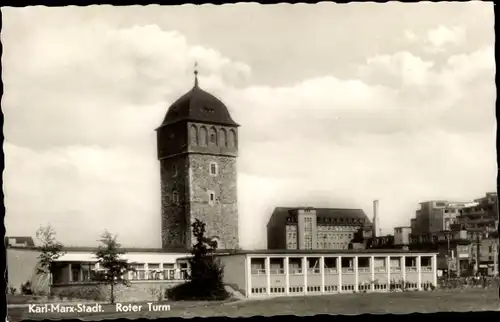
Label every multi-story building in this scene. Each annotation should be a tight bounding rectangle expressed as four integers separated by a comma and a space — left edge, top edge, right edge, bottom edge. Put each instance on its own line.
412, 200, 468, 236
470, 235, 498, 276
434, 230, 471, 276
394, 227, 411, 248
454, 192, 498, 234
407, 193, 499, 276
267, 207, 372, 250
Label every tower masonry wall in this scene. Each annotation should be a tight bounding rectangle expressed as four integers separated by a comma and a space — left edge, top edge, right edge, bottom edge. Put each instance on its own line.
187, 154, 239, 249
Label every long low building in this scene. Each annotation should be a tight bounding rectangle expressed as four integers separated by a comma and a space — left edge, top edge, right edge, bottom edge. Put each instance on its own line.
7, 246, 438, 301
218, 249, 438, 298
6, 246, 191, 302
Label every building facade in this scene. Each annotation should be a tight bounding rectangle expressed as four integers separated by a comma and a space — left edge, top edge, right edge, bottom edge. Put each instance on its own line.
218, 249, 438, 298
156, 74, 239, 250
267, 207, 372, 250
394, 227, 411, 248
455, 192, 498, 234
412, 200, 469, 237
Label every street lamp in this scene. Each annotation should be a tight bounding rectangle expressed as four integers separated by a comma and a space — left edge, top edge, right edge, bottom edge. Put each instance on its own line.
444, 231, 452, 279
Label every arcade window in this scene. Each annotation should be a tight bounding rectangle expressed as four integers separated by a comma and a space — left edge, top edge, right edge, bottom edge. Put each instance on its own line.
209, 162, 218, 176
172, 165, 178, 177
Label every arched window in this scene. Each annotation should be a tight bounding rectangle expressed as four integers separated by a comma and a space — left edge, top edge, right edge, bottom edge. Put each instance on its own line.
228, 129, 237, 148
209, 127, 217, 145
209, 162, 218, 176
190, 125, 198, 146
199, 126, 208, 146
172, 190, 179, 204
219, 128, 227, 147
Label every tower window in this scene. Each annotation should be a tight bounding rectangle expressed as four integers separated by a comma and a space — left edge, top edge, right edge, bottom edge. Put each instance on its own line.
209, 162, 218, 176
172, 165, 178, 177
172, 191, 179, 204
210, 134, 216, 143
208, 191, 215, 205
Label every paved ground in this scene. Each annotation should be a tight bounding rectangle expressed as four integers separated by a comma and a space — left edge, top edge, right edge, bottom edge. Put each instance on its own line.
7, 289, 499, 321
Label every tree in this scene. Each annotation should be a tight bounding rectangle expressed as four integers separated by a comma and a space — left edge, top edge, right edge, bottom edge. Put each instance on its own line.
166, 219, 229, 301
94, 231, 134, 304
35, 224, 65, 294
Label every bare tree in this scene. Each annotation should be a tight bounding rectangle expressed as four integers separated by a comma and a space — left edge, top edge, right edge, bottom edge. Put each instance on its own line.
35, 224, 65, 294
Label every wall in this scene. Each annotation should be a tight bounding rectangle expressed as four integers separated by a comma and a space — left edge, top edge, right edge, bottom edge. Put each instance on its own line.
324, 273, 339, 285
160, 155, 190, 249
158, 120, 239, 250
284, 224, 297, 250
307, 274, 321, 287
51, 281, 182, 302
266, 210, 288, 250
218, 254, 246, 296
270, 273, 286, 288
297, 209, 317, 250
358, 272, 371, 284
188, 153, 239, 250
7, 248, 44, 293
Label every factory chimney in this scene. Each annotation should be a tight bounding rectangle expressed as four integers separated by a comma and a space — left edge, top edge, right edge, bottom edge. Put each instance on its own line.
373, 200, 379, 238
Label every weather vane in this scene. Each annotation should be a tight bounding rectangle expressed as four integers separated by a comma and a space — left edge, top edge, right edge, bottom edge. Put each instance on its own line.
194, 61, 199, 87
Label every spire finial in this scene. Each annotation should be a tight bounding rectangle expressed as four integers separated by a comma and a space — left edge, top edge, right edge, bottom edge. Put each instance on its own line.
194, 61, 199, 87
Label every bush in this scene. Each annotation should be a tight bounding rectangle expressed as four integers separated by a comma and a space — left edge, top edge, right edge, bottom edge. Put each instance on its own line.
166, 281, 229, 301
148, 286, 164, 302
8, 285, 17, 295
55, 286, 105, 301
20, 281, 33, 295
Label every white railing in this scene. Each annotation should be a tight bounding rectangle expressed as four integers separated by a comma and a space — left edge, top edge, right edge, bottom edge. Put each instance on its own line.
307, 268, 321, 274
358, 267, 371, 273
324, 268, 338, 274
290, 268, 303, 275
270, 268, 285, 275
421, 266, 432, 272
390, 267, 401, 273
251, 269, 267, 275
405, 267, 417, 272
374, 267, 386, 273
342, 267, 355, 273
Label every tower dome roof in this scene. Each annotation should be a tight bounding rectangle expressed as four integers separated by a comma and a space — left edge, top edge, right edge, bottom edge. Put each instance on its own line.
159, 80, 238, 128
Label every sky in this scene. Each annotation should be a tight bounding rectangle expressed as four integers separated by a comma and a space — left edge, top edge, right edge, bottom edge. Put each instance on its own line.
2, 2, 496, 249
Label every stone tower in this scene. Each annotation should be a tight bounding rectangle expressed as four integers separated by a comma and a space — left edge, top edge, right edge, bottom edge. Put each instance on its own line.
156, 69, 239, 250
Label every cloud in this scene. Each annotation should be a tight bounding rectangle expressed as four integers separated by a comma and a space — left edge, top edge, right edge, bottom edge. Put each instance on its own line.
424, 25, 467, 53
404, 30, 418, 43
3, 13, 496, 249
427, 25, 466, 47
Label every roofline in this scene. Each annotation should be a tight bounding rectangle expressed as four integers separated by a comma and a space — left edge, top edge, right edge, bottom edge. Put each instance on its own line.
419, 200, 448, 204
155, 119, 240, 131
275, 206, 365, 211
7, 246, 191, 253
215, 248, 438, 256
158, 151, 237, 161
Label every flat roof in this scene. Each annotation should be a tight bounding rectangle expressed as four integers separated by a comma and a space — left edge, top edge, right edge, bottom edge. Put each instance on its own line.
215, 249, 438, 256
7, 246, 190, 253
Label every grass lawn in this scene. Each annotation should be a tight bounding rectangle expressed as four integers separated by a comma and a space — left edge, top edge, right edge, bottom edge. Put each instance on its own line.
7, 289, 499, 321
